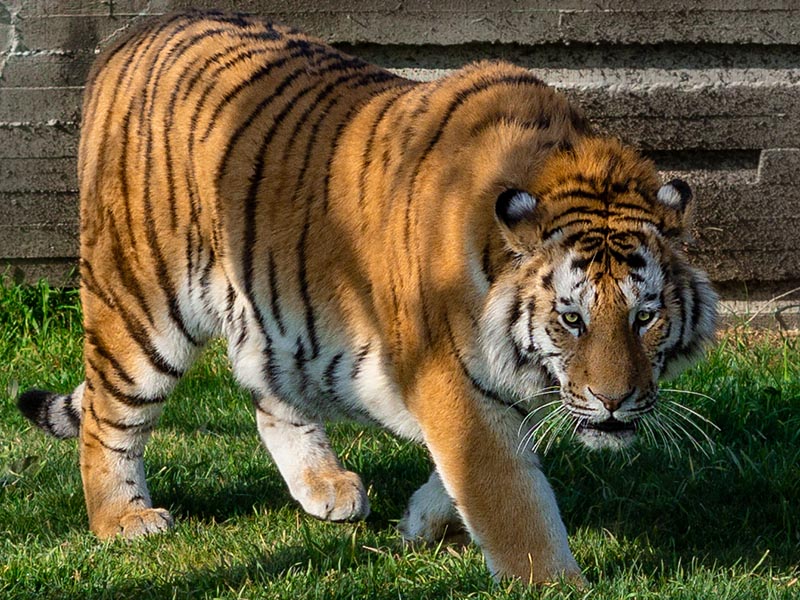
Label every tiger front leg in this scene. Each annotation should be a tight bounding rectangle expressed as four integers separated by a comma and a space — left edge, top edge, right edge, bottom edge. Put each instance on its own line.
408, 360, 583, 584
253, 394, 370, 522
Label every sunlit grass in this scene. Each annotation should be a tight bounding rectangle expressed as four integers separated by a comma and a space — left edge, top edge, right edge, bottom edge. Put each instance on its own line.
1, 280, 798, 599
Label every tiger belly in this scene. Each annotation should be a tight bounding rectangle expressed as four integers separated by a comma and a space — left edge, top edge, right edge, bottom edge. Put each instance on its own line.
195, 273, 422, 440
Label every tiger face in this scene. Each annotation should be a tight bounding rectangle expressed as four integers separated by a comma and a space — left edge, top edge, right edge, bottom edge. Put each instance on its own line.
485, 138, 717, 451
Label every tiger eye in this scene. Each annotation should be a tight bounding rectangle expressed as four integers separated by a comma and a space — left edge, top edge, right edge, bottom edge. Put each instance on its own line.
563, 312, 582, 325
636, 310, 654, 323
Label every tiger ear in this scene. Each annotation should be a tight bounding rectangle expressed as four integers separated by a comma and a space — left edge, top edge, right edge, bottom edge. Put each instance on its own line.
656, 179, 692, 212
656, 178, 694, 237
495, 188, 540, 253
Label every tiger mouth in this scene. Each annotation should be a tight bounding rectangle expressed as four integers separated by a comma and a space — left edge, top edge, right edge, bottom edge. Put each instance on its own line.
577, 417, 637, 434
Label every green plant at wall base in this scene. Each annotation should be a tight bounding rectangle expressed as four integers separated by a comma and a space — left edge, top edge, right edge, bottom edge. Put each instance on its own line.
1, 281, 798, 599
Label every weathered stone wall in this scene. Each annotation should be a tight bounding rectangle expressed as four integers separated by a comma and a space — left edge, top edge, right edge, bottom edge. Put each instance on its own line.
1, 1, 798, 324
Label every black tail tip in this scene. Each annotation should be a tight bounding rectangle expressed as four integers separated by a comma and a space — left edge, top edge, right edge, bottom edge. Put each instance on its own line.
17, 389, 52, 423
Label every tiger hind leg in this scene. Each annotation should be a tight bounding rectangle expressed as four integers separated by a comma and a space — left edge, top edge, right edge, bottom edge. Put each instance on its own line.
77, 292, 199, 539
399, 468, 467, 545
253, 394, 370, 522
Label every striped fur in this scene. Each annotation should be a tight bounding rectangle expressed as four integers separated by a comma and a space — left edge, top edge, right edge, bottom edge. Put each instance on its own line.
17, 11, 717, 583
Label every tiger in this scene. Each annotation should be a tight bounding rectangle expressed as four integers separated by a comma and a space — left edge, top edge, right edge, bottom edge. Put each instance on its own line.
16, 10, 718, 584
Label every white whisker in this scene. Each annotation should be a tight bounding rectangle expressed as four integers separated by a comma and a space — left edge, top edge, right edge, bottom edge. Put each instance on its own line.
521, 406, 563, 454
516, 399, 563, 437
532, 408, 573, 455
660, 388, 719, 404
662, 399, 721, 431
653, 412, 685, 459
658, 408, 712, 457
506, 386, 560, 412
542, 411, 573, 455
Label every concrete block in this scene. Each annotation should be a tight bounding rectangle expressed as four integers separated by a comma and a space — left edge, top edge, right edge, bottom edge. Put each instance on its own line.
0, 87, 83, 122
0, 122, 80, 158
18, 15, 139, 52
664, 147, 800, 284
0, 192, 79, 259
18, 5, 800, 50
0, 52, 94, 88
18, 1, 150, 18
559, 9, 800, 45
0, 158, 77, 192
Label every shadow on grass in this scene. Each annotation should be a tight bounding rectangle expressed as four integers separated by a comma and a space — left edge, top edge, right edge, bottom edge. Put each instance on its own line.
549, 439, 799, 573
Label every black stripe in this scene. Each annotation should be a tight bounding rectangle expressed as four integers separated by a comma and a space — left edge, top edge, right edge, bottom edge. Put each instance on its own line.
235, 308, 249, 349
324, 352, 345, 393
86, 265, 184, 378
79, 260, 116, 313
63, 395, 81, 430
296, 206, 320, 358
507, 285, 524, 331
88, 357, 164, 408
403, 72, 545, 257
86, 396, 153, 433
294, 337, 310, 397
548, 188, 604, 203
262, 335, 282, 394
688, 276, 704, 342
350, 343, 372, 380
468, 113, 548, 137
356, 86, 411, 210
542, 219, 594, 240
571, 256, 592, 271
266, 252, 287, 337
204, 39, 327, 145
625, 252, 647, 270
86, 329, 137, 386
481, 239, 495, 284
541, 269, 554, 290
197, 250, 217, 317
83, 429, 142, 460
321, 72, 400, 213
107, 218, 156, 329
118, 106, 138, 250
552, 205, 608, 221
443, 315, 526, 418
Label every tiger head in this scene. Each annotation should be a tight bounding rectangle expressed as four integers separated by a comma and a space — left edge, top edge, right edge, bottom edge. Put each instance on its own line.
481, 137, 718, 451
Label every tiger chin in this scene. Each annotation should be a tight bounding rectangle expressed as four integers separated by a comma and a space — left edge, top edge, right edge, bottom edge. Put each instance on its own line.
16, 10, 717, 586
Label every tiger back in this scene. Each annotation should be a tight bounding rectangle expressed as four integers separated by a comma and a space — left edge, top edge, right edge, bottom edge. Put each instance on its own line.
18, 10, 717, 584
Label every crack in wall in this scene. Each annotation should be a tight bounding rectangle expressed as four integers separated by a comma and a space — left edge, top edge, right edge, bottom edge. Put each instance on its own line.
0, 0, 22, 81
95, 0, 155, 52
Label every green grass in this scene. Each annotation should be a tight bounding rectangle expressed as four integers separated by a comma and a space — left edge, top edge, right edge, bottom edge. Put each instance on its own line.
1, 280, 799, 599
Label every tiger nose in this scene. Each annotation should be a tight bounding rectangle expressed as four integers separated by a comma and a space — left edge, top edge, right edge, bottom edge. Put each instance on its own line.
589, 388, 636, 413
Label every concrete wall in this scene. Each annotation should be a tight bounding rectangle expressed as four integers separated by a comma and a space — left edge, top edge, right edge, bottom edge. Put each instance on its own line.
1, 1, 798, 324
